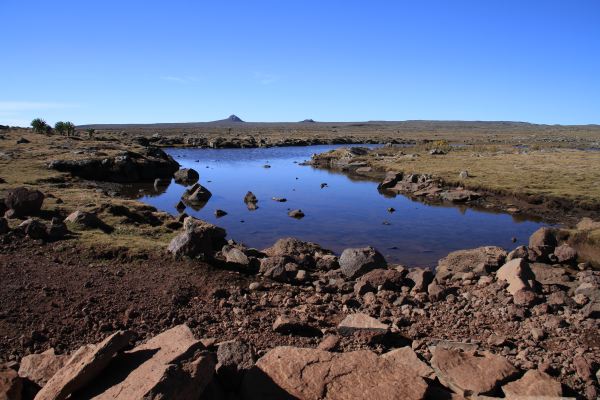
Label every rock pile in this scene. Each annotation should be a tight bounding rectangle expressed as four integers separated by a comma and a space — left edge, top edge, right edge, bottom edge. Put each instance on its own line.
1, 322, 575, 400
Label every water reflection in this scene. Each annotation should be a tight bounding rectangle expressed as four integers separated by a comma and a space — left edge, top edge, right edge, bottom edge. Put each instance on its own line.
132, 145, 547, 266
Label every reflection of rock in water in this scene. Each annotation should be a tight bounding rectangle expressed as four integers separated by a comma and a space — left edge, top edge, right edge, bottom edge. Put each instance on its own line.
246, 202, 258, 211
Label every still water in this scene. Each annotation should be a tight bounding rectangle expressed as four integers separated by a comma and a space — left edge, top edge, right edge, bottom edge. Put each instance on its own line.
138, 145, 546, 266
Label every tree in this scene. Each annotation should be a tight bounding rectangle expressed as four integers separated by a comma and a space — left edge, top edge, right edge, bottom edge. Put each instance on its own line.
85, 128, 96, 138
64, 121, 75, 136
54, 121, 66, 136
31, 118, 50, 134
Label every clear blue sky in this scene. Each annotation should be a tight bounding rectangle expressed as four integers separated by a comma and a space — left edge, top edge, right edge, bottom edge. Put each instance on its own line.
1, 0, 599, 126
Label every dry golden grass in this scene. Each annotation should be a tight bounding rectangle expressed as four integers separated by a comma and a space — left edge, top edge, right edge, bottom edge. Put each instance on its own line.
361, 146, 600, 205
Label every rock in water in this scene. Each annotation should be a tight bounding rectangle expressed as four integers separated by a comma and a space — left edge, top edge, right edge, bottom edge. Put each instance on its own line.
339, 247, 387, 279
240, 346, 429, 400
243, 191, 258, 204
288, 209, 305, 219
173, 168, 199, 184
167, 217, 226, 259
430, 347, 518, 396
181, 183, 212, 206
5, 187, 44, 217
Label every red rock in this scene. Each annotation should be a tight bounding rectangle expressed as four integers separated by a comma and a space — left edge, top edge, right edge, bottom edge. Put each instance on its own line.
84, 325, 215, 400
502, 370, 562, 398
34, 330, 133, 400
241, 346, 429, 400
430, 347, 518, 396
0, 368, 22, 400
337, 313, 388, 337
18, 348, 68, 387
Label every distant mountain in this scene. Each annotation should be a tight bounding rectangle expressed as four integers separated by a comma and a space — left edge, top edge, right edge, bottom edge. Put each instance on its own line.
213, 114, 244, 123
300, 119, 316, 123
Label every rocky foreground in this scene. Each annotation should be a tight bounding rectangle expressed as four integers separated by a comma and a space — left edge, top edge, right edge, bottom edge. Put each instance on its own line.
1, 185, 600, 398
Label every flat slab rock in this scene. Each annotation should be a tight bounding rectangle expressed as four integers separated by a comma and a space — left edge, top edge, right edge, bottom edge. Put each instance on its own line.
430, 347, 518, 396
79, 325, 215, 400
18, 348, 69, 387
337, 313, 388, 336
502, 369, 563, 399
240, 346, 429, 400
34, 331, 133, 400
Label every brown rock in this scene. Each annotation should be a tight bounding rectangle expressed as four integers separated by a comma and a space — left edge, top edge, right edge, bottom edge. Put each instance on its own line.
216, 340, 255, 391
85, 325, 215, 400
430, 347, 518, 396
502, 370, 562, 399
1, 368, 22, 400
337, 313, 388, 336
241, 346, 429, 400
554, 244, 577, 264
406, 268, 434, 293
18, 348, 68, 387
496, 258, 537, 295
381, 347, 435, 379
436, 246, 506, 279
573, 355, 594, 382
317, 335, 340, 352
34, 330, 133, 400
529, 227, 557, 257
513, 288, 538, 307
167, 217, 226, 259
339, 247, 387, 279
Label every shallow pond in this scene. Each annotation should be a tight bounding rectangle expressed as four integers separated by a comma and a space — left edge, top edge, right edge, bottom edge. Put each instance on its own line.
137, 145, 547, 266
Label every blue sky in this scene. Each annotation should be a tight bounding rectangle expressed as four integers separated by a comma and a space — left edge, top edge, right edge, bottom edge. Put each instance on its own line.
1, 0, 599, 126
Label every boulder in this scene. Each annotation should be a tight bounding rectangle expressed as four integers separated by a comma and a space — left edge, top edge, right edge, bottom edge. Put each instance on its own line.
496, 258, 537, 295
4, 187, 44, 217
240, 346, 429, 400
441, 189, 480, 203
18, 348, 68, 387
216, 340, 255, 391
34, 330, 133, 400
339, 247, 387, 279
501, 370, 563, 399
259, 257, 291, 282
554, 244, 577, 264
528, 227, 557, 257
173, 168, 199, 184
243, 192, 257, 204
64, 211, 104, 229
287, 209, 305, 219
81, 325, 215, 400
430, 347, 518, 396
436, 246, 506, 280
167, 217, 226, 259
377, 171, 403, 190
221, 245, 252, 266
427, 282, 447, 301
263, 237, 327, 259
380, 347, 435, 379
512, 288, 538, 306
182, 183, 212, 206
506, 245, 528, 261
355, 269, 406, 292
406, 268, 434, 293
0, 368, 22, 400
18, 219, 47, 240
48, 148, 179, 183
337, 313, 388, 337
